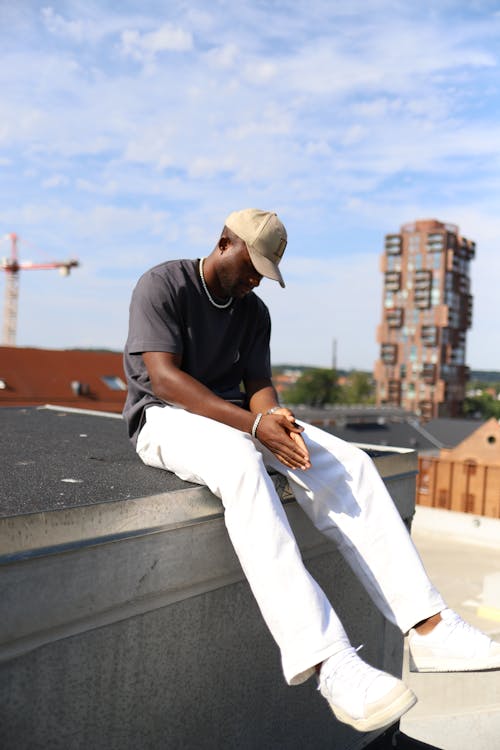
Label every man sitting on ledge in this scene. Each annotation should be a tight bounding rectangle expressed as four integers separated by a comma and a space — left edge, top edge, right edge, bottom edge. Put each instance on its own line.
123, 208, 500, 734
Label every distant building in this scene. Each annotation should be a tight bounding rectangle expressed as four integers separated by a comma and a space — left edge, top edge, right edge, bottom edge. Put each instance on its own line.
374, 219, 475, 420
417, 418, 500, 519
0, 347, 126, 413
272, 368, 303, 397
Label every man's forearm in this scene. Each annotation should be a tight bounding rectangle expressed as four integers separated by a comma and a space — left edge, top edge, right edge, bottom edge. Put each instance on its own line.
167, 375, 255, 433
247, 381, 280, 414
144, 352, 255, 434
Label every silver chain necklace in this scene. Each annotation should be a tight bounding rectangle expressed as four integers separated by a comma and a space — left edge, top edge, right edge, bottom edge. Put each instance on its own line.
199, 258, 233, 309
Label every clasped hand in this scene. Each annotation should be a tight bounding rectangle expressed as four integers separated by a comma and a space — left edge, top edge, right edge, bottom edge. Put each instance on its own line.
255, 408, 311, 470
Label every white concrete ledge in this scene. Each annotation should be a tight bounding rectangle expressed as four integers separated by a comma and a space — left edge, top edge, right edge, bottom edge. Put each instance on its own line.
413, 506, 500, 550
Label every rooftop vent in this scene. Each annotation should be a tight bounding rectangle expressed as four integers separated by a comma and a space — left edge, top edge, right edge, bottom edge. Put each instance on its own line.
71, 381, 90, 396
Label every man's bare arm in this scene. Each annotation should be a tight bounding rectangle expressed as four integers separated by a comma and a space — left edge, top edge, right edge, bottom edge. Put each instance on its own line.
143, 351, 254, 431
245, 378, 280, 414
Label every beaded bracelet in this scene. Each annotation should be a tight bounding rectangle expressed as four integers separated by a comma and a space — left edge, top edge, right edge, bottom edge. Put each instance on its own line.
251, 412, 263, 438
267, 406, 281, 415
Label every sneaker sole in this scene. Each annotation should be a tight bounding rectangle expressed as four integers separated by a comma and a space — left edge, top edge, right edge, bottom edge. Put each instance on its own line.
409, 650, 500, 673
327, 685, 417, 733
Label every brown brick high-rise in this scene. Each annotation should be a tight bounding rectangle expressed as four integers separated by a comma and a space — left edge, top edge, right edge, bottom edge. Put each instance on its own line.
374, 219, 475, 420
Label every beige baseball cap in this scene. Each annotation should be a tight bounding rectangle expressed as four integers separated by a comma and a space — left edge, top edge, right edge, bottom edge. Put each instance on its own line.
225, 208, 287, 288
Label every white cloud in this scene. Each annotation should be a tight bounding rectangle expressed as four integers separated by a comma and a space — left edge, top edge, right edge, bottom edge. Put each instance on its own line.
341, 124, 367, 146
123, 126, 176, 171
41, 6, 88, 42
120, 23, 193, 64
204, 43, 239, 69
39, 4, 146, 46
42, 174, 69, 189
305, 140, 333, 157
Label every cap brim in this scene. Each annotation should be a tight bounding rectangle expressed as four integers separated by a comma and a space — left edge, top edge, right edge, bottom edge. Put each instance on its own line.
247, 246, 285, 288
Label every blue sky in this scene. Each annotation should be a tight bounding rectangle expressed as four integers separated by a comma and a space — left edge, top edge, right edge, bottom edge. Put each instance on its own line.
1, 1, 500, 370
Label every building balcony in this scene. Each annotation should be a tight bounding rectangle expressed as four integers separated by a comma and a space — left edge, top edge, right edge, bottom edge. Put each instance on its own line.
387, 378, 402, 402
417, 400, 435, 420
381, 342, 398, 364
384, 234, 402, 255
422, 363, 437, 385
414, 269, 432, 291
426, 233, 445, 252
459, 239, 476, 260
421, 325, 438, 346
386, 307, 404, 328
384, 271, 402, 291
414, 289, 431, 309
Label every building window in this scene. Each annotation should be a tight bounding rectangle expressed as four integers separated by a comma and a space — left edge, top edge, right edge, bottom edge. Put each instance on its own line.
101, 375, 127, 391
438, 489, 449, 508
463, 460, 477, 476
386, 256, 401, 271
431, 288, 441, 306
450, 347, 465, 365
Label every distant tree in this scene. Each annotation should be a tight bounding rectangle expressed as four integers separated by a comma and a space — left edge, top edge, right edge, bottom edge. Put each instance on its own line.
463, 393, 500, 420
339, 371, 375, 405
286, 368, 340, 407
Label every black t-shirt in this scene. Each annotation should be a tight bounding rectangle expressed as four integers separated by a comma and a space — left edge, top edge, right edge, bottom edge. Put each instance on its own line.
123, 259, 272, 446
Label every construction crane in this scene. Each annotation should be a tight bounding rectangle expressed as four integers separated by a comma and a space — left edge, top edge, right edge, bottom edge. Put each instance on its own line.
1, 232, 79, 346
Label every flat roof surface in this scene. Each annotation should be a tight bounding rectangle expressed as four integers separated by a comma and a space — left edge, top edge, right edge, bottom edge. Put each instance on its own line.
1, 405, 409, 521
0, 406, 194, 518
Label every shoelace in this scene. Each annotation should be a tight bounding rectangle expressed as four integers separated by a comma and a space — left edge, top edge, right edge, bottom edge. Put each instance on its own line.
319, 645, 381, 697
317, 643, 364, 691
440, 611, 490, 649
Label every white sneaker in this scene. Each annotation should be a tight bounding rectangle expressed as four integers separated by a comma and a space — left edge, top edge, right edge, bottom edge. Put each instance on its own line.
408, 608, 500, 673
318, 647, 417, 733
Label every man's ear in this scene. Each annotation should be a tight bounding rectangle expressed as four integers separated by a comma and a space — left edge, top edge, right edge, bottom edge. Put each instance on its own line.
218, 236, 230, 253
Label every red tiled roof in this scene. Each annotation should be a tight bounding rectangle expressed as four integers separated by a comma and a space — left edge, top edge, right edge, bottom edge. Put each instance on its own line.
0, 347, 127, 413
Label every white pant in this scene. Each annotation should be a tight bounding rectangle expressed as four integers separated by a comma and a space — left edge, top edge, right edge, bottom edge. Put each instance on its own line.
136, 404, 445, 685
